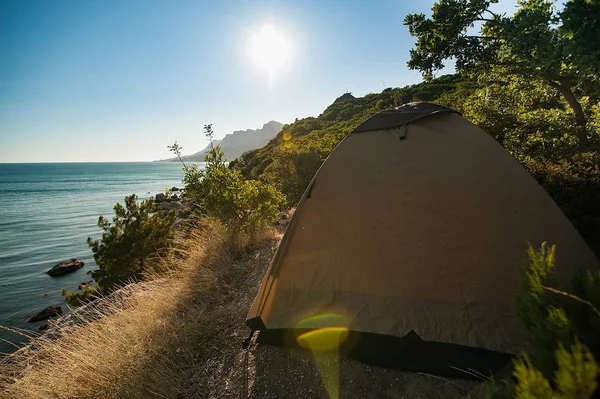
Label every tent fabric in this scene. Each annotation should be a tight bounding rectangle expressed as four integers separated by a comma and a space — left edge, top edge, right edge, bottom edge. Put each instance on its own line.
246, 105, 599, 365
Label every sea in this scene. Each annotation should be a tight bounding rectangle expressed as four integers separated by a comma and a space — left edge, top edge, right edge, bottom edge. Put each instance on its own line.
0, 162, 193, 354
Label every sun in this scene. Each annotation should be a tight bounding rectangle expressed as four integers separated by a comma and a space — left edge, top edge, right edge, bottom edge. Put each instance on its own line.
250, 25, 291, 75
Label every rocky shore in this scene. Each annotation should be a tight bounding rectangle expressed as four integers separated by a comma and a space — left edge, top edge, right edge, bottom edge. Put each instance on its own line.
24, 188, 194, 332
153, 187, 193, 216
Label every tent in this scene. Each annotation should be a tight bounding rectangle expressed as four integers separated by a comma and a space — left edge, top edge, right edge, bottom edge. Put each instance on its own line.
246, 103, 599, 377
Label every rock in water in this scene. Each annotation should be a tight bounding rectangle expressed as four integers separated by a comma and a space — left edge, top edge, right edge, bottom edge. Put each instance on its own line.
47, 258, 84, 276
27, 306, 62, 322
78, 280, 93, 290
38, 323, 49, 331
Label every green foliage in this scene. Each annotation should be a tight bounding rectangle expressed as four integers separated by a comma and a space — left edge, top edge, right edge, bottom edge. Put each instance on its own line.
261, 135, 339, 205
444, 75, 582, 161
554, 340, 599, 399
62, 286, 100, 306
86, 194, 177, 292
516, 243, 574, 376
523, 152, 600, 239
513, 356, 554, 399
176, 125, 285, 234
560, 0, 600, 83
404, 0, 599, 144
511, 341, 598, 399
525, 243, 558, 298
489, 243, 600, 398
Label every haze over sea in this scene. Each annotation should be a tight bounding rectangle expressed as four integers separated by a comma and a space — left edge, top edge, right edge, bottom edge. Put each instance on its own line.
0, 162, 189, 353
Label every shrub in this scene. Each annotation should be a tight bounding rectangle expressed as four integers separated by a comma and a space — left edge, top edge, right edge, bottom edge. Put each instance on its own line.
509, 340, 598, 399
61, 286, 100, 306
171, 125, 285, 234
62, 194, 177, 305
261, 137, 333, 205
523, 152, 600, 240
489, 243, 600, 398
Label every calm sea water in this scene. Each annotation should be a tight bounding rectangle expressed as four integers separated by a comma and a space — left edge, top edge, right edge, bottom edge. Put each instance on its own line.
0, 162, 191, 353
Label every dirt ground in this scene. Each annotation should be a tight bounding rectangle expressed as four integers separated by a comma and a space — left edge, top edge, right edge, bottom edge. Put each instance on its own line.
179, 233, 485, 399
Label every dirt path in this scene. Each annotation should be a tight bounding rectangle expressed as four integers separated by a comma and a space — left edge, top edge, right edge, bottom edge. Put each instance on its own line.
180, 233, 484, 399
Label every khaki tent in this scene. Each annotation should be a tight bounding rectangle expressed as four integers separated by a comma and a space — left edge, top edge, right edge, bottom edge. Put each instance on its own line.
246, 103, 599, 377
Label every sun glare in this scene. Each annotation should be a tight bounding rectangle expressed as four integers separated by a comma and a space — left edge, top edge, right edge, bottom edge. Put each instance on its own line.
251, 25, 291, 75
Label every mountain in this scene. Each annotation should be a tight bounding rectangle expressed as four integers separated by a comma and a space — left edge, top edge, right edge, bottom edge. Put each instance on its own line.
160, 121, 284, 162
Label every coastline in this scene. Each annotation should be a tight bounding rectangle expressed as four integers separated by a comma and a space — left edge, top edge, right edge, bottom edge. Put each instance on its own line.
0, 162, 186, 354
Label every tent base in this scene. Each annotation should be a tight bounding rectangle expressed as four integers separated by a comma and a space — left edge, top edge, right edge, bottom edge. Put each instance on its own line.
254, 329, 514, 380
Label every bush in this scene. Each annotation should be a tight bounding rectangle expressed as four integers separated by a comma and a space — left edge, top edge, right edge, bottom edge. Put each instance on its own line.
61, 286, 100, 306
509, 340, 598, 399
172, 125, 285, 235
523, 152, 600, 240
261, 137, 334, 205
489, 243, 600, 398
62, 194, 177, 305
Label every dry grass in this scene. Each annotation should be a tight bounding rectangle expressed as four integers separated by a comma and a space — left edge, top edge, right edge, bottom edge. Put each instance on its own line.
0, 219, 279, 399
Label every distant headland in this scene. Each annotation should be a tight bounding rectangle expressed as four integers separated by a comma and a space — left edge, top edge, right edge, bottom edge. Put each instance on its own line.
155, 120, 283, 162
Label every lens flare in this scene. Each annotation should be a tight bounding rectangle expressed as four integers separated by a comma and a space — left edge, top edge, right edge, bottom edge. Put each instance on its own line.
296, 314, 349, 399
297, 327, 349, 352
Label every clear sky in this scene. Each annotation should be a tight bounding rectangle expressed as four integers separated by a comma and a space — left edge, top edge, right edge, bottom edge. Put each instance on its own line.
0, 0, 518, 163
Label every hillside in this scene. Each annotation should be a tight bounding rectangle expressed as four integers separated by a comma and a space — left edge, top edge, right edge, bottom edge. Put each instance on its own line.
230, 74, 465, 203
161, 121, 284, 162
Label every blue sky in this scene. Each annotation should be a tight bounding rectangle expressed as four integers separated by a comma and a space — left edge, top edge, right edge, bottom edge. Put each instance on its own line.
0, 0, 518, 162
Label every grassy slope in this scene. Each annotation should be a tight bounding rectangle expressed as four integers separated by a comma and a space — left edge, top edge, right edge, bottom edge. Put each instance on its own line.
0, 221, 280, 398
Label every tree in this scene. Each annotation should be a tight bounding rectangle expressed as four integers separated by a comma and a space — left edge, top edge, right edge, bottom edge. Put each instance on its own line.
457, 74, 580, 160
404, 0, 600, 145
561, 0, 600, 84
87, 194, 177, 291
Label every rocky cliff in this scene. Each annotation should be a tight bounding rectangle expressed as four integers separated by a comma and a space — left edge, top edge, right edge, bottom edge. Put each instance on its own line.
161, 121, 284, 162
